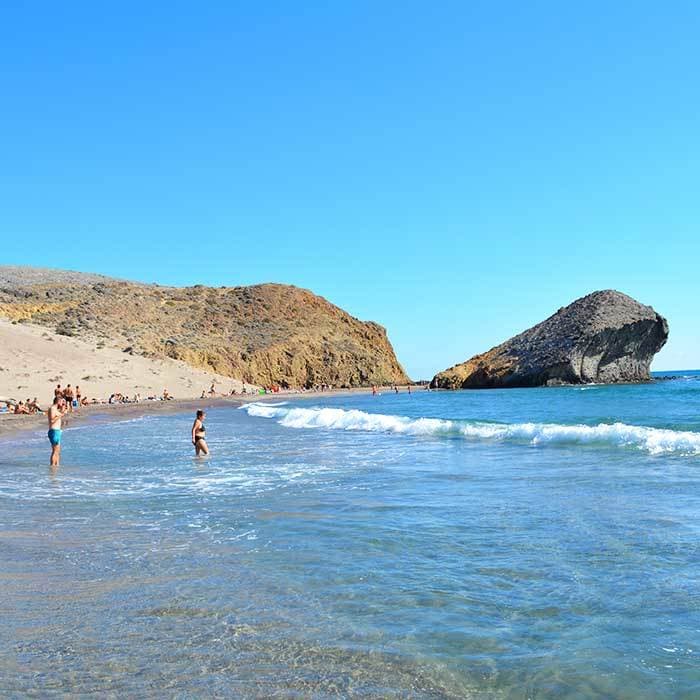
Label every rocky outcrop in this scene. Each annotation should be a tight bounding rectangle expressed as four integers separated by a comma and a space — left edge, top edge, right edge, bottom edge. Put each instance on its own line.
432, 290, 668, 389
0, 267, 409, 388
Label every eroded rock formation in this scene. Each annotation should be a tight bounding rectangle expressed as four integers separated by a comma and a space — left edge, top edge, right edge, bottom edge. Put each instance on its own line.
432, 290, 668, 389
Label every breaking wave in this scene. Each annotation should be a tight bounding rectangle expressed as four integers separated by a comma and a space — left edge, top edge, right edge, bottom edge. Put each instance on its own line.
242, 403, 700, 456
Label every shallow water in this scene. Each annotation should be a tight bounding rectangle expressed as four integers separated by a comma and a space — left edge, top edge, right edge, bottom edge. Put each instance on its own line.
2, 374, 700, 697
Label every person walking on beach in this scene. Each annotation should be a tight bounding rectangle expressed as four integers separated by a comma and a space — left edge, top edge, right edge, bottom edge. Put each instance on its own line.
191, 410, 209, 456
64, 384, 74, 412
48, 396, 67, 467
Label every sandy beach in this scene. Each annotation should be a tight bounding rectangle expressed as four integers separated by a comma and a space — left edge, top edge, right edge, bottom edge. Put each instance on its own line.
0, 317, 255, 408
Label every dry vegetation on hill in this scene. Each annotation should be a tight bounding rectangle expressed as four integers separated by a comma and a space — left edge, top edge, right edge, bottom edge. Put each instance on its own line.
0, 267, 409, 388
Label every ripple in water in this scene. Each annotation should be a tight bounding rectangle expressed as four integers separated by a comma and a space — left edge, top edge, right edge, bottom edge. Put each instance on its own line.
1, 380, 700, 696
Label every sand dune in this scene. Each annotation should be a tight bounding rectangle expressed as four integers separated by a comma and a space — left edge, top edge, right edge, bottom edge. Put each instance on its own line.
0, 319, 253, 405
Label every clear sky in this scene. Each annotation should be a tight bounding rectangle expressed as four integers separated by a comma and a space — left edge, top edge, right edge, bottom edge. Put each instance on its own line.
3, 1, 698, 378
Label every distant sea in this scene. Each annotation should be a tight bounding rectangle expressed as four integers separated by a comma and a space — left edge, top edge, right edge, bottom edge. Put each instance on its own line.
652, 369, 700, 379
1, 372, 699, 697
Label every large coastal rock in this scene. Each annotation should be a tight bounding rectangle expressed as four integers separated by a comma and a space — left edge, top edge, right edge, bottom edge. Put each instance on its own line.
432, 290, 668, 389
0, 266, 409, 388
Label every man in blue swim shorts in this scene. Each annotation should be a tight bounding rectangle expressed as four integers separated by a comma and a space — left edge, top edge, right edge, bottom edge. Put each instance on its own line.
47, 396, 67, 467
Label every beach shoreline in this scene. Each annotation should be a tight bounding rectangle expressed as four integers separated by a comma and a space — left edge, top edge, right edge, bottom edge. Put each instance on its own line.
0, 386, 406, 442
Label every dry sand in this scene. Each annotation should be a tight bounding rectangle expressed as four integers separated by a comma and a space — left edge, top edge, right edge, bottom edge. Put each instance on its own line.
0, 318, 254, 407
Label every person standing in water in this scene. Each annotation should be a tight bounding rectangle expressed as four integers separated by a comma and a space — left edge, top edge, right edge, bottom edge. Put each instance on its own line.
48, 396, 67, 467
191, 410, 209, 456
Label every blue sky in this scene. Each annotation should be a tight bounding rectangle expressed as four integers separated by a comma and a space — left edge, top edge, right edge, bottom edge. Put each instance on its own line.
3, 1, 698, 378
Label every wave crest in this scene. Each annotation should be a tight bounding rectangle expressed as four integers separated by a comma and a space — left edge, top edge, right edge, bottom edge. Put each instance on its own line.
241, 403, 700, 456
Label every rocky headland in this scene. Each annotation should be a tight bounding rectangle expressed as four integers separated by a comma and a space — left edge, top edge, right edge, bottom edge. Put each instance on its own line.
0, 266, 409, 389
432, 290, 668, 389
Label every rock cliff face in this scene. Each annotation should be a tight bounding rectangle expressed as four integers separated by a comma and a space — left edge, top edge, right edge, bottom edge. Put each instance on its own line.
0, 267, 409, 388
432, 290, 668, 389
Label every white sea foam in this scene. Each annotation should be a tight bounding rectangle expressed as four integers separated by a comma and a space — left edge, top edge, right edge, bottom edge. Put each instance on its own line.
242, 404, 700, 456
244, 403, 288, 418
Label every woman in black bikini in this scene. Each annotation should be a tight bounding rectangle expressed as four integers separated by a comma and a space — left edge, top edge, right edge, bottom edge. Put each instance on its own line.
191, 410, 209, 456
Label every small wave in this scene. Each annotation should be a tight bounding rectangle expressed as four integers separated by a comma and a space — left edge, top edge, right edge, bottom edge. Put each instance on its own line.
243, 402, 289, 418
241, 404, 700, 456
240, 401, 288, 414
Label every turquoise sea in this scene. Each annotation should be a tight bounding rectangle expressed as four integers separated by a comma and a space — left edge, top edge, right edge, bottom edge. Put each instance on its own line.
1, 372, 699, 697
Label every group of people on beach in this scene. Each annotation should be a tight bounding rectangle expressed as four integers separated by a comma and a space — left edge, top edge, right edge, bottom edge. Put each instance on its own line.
54, 383, 86, 410
198, 381, 338, 399
38, 381, 417, 467
200, 382, 232, 398
48, 386, 177, 409
372, 384, 413, 396
102, 388, 173, 404
2, 397, 43, 414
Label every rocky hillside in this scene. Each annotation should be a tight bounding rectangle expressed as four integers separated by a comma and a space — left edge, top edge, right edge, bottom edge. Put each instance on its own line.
0, 267, 409, 388
432, 290, 668, 389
